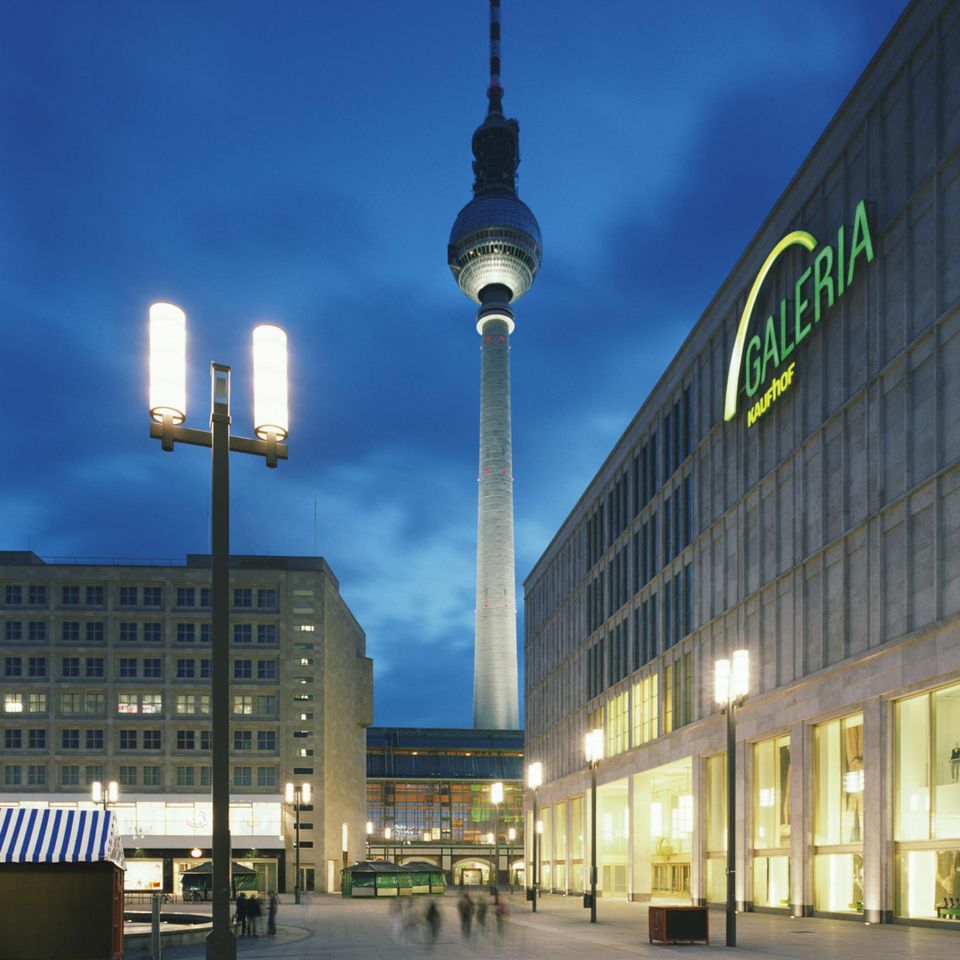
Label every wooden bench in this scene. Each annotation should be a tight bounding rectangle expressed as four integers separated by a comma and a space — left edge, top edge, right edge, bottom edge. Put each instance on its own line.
648, 905, 709, 945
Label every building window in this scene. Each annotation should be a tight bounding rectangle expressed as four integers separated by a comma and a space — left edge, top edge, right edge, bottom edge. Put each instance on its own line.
143, 730, 162, 750
4, 765, 22, 786
119, 765, 137, 786
632, 674, 658, 745
200, 730, 211, 750
176, 658, 195, 679
234, 660, 252, 680
605, 691, 628, 757
85, 586, 104, 607
27, 621, 46, 642
4, 694, 23, 713
256, 695, 277, 717
85, 730, 104, 750
177, 731, 196, 750
4, 657, 22, 678
142, 587, 162, 607
176, 587, 196, 608
61, 729, 80, 750
233, 624, 252, 644
200, 766, 212, 786
176, 767, 196, 786
27, 765, 45, 786
119, 730, 137, 750
233, 589, 252, 608
27, 656, 47, 679
257, 660, 277, 680
141, 694, 162, 715
142, 658, 162, 679
28, 729, 46, 749
61, 622, 80, 642
257, 731, 277, 752
60, 765, 80, 786
85, 657, 105, 678
233, 731, 253, 751
234, 767, 252, 786
257, 767, 277, 786
142, 766, 162, 787
257, 589, 277, 610
85, 622, 104, 643
257, 624, 277, 645
27, 694, 47, 713
199, 588, 211, 608
200, 623, 210, 644
119, 587, 138, 607
119, 622, 138, 643
233, 696, 253, 715
4, 730, 22, 750
752, 733, 791, 907
118, 658, 137, 679
177, 623, 196, 643
27, 584, 46, 605
5, 622, 22, 642
200, 659, 212, 679
61, 585, 79, 605
143, 623, 162, 643
61, 657, 80, 678
4, 585, 22, 605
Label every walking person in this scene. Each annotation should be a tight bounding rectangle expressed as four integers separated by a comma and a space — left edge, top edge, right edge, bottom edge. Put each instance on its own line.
494, 895, 509, 935
248, 893, 262, 936
457, 890, 474, 940
234, 892, 248, 937
476, 894, 488, 934
425, 899, 441, 945
267, 890, 279, 936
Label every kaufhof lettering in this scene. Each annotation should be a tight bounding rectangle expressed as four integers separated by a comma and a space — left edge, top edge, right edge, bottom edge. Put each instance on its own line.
724, 199, 874, 426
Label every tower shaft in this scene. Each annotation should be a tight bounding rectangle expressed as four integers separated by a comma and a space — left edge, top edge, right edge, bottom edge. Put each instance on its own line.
474, 310, 519, 729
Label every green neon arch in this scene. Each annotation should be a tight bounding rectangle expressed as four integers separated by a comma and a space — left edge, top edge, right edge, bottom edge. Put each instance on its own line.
724, 230, 818, 422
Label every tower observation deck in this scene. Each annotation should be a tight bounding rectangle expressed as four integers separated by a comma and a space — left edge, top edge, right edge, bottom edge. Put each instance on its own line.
448, 0, 541, 730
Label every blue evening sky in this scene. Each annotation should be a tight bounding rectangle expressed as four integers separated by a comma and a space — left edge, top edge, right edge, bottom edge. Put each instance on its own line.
0, 1, 908, 726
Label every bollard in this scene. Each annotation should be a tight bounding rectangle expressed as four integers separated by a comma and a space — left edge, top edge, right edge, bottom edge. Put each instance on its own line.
151, 892, 162, 960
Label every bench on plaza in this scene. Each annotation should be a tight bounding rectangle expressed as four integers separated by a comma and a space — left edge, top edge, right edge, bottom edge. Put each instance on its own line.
648, 905, 709, 945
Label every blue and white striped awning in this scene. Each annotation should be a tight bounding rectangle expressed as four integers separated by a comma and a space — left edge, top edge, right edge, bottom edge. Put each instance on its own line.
0, 808, 125, 868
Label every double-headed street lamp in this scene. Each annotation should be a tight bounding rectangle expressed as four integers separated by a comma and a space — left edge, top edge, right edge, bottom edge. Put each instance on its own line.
526, 762, 542, 911
285, 782, 312, 904
91, 780, 118, 810
715, 649, 750, 948
490, 781, 503, 894
149, 303, 289, 960
584, 728, 603, 924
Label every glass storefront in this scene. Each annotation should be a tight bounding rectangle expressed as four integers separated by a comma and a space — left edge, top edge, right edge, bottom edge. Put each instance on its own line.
540, 804, 553, 891
895, 681, 960, 918
705, 754, 726, 903
753, 734, 790, 908
814, 714, 864, 913
632, 758, 692, 901
125, 859, 163, 891
570, 795, 584, 892
597, 778, 628, 896
555, 800, 568, 892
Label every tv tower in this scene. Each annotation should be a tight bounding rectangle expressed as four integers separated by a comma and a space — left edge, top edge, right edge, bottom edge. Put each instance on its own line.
448, 0, 542, 730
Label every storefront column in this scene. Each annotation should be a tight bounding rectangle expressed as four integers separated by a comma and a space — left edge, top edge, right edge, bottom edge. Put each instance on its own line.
861, 696, 890, 923
691, 755, 706, 905
790, 721, 813, 916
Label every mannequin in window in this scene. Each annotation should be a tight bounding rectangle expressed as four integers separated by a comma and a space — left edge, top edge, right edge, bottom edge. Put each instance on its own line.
950, 743, 960, 783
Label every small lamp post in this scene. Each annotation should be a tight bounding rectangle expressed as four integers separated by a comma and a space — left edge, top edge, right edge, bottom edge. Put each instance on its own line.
715, 649, 749, 948
507, 827, 517, 892
584, 728, 603, 924
527, 762, 542, 912
384, 825, 393, 862
91, 780, 118, 811
342, 823, 349, 870
149, 303, 289, 960
366, 822, 373, 860
285, 782, 311, 904
491, 781, 503, 894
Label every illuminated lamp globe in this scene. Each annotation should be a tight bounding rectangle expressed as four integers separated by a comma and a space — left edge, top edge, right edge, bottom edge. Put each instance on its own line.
447, 194, 542, 304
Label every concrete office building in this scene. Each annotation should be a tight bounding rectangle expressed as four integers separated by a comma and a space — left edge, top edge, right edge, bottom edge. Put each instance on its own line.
365, 726, 524, 886
0, 552, 373, 896
523, 0, 960, 924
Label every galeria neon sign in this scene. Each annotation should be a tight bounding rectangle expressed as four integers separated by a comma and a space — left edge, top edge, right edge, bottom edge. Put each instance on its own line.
724, 199, 874, 426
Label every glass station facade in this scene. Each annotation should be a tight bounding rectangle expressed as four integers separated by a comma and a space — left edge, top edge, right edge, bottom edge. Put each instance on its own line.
523, 0, 960, 926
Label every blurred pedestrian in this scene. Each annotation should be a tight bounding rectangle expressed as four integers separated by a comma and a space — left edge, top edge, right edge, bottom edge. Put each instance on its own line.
426, 899, 441, 944
267, 890, 279, 936
476, 894, 488, 933
457, 890, 475, 939
234, 893, 248, 936
494, 896, 509, 934
248, 894, 262, 936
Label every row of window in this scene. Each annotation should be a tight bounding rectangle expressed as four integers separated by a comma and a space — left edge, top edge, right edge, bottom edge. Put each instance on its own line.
3, 655, 280, 683
4, 727, 280, 752
2, 584, 278, 610
3, 620, 280, 645
0, 763, 280, 789
3, 688, 286, 716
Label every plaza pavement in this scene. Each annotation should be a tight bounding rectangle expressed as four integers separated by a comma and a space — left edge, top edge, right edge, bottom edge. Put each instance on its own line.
140, 890, 960, 960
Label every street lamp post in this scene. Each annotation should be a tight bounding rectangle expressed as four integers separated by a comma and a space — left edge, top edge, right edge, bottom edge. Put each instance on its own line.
527, 762, 542, 912
285, 782, 312, 904
91, 780, 118, 811
366, 822, 373, 860
584, 729, 603, 924
149, 304, 289, 960
507, 827, 517, 892
491, 781, 503, 894
715, 650, 750, 948
384, 825, 393, 862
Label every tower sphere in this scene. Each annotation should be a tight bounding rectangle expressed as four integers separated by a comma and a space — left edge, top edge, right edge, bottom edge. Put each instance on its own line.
448, 194, 542, 303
